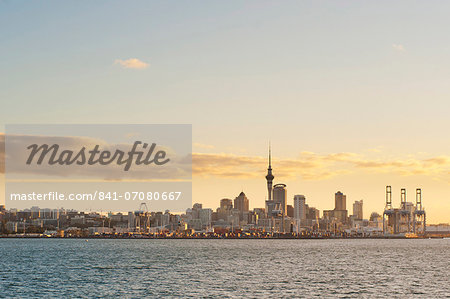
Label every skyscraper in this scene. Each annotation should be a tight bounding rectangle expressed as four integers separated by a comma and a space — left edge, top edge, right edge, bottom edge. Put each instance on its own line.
217, 198, 233, 222
353, 200, 363, 220
334, 191, 348, 223
234, 191, 249, 213
273, 184, 287, 215
220, 198, 233, 210
294, 195, 306, 221
335, 191, 346, 211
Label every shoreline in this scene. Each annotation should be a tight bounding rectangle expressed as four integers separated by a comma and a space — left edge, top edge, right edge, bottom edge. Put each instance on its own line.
1, 235, 446, 239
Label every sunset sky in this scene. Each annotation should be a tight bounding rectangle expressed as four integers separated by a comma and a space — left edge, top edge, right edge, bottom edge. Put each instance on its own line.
1, 1, 449, 223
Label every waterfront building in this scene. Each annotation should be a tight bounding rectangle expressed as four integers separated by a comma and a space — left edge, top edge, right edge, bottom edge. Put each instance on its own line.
369, 212, 383, 229
189, 218, 202, 231
286, 205, 294, 218
370, 212, 381, 222
193, 203, 203, 210
335, 191, 346, 210
333, 210, 348, 224
266, 201, 277, 218
128, 212, 135, 229
273, 184, 287, 215
199, 208, 212, 227
247, 210, 258, 224
253, 208, 266, 222
31, 206, 40, 219
220, 198, 232, 210
216, 198, 233, 222
293, 195, 306, 222
307, 207, 320, 221
352, 200, 363, 220
333, 191, 348, 223
228, 210, 241, 229
306, 206, 320, 228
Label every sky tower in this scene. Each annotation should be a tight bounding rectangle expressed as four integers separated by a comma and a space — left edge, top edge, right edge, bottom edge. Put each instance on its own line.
265, 143, 274, 200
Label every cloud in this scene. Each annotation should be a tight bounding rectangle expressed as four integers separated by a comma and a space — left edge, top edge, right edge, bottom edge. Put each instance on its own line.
392, 44, 405, 52
191, 152, 346, 181
114, 58, 149, 69
1, 132, 449, 184
192, 151, 450, 183
193, 143, 215, 150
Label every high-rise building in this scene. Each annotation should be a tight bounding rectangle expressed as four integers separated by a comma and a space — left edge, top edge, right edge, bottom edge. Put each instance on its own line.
286, 205, 294, 218
199, 208, 213, 227
273, 184, 287, 215
293, 195, 306, 221
128, 211, 135, 229
31, 206, 40, 219
335, 191, 346, 210
192, 203, 203, 219
234, 191, 249, 213
265, 201, 276, 217
352, 200, 363, 220
193, 203, 203, 210
331, 191, 348, 223
220, 198, 233, 210
217, 198, 233, 222
307, 207, 320, 221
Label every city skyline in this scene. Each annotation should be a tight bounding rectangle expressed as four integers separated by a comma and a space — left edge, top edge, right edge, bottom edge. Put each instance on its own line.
1, 143, 442, 229
0, 143, 442, 238
0, 139, 448, 224
191, 143, 448, 224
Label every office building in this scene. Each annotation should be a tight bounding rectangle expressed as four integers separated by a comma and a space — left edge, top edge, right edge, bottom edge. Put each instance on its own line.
220, 198, 233, 210
353, 200, 363, 220
293, 195, 306, 221
234, 192, 249, 213
335, 191, 346, 210
273, 184, 287, 215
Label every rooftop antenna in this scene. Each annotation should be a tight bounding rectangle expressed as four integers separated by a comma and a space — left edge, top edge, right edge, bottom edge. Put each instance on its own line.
268, 141, 272, 168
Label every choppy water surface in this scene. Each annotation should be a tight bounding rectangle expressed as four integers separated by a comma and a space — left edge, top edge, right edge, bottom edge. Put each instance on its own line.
0, 239, 449, 298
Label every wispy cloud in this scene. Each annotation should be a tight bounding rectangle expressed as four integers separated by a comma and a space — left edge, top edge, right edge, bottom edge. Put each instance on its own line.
392, 44, 405, 52
2, 131, 448, 184
114, 58, 149, 69
193, 143, 215, 150
192, 151, 450, 183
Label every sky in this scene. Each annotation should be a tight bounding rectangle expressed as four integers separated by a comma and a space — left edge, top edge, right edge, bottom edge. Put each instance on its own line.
1, 1, 449, 223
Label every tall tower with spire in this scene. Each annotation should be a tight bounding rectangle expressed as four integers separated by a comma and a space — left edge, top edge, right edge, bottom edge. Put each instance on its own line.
265, 143, 274, 201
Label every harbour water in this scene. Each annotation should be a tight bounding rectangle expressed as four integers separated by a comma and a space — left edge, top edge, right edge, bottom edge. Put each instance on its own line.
0, 239, 449, 298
